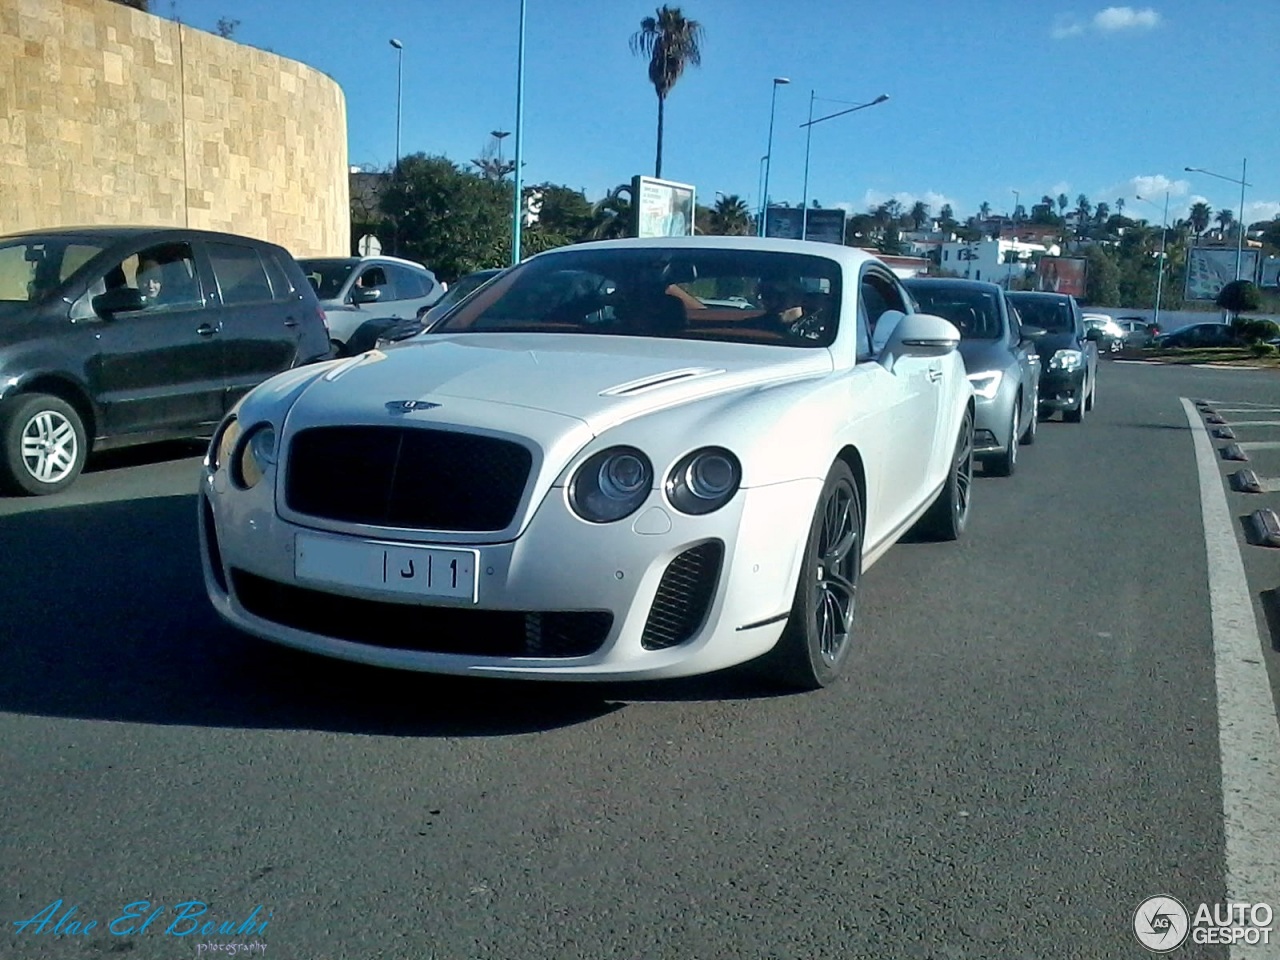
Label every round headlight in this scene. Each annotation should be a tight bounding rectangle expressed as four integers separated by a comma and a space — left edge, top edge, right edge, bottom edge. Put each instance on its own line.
210, 416, 240, 473
234, 423, 276, 490
569, 446, 653, 523
667, 448, 741, 515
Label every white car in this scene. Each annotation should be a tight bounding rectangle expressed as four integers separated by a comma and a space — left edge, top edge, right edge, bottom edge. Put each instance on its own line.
297, 255, 445, 355
200, 238, 974, 690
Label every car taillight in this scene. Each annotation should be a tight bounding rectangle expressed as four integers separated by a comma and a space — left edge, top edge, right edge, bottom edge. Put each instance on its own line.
318, 307, 329, 333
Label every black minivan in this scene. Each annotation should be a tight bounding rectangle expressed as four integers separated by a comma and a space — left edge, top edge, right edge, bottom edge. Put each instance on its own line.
0, 226, 331, 495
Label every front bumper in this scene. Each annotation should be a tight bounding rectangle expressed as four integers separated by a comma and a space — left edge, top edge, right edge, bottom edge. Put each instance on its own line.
199, 467, 822, 681
971, 394, 1011, 456
1038, 369, 1085, 411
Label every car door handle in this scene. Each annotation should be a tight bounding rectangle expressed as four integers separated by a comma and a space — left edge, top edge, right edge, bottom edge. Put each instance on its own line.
196, 323, 218, 337
283, 316, 299, 328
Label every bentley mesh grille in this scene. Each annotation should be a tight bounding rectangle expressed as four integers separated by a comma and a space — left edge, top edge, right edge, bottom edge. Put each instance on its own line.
285, 426, 532, 531
640, 540, 724, 650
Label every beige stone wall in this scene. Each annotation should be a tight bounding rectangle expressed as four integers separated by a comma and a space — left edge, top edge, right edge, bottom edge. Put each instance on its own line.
0, 0, 349, 257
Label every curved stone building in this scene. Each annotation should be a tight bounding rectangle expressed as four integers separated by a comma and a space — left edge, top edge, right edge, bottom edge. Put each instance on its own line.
0, 0, 349, 256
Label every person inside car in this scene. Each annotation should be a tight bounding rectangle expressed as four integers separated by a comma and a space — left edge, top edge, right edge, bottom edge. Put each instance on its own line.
754, 278, 828, 341
137, 258, 165, 306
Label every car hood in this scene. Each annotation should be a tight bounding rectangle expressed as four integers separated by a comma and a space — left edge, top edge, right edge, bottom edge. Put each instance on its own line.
957, 339, 1011, 375
285, 333, 834, 436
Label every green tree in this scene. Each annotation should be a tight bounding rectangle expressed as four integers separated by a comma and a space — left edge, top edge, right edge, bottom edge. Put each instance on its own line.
1057, 193, 1069, 217
587, 185, 634, 240
216, 17, 239, 37
629, 6, 704, 179
1217, 280, 1262, 319
710, 194, 752, 235
978, 201, 991, 220
1083, 245, 1120, 305
909, 200, 930, 231
938, 203, 956, 231
1215, 208, 1234, 238
526, 183, 594, 241
378, 153, 510, 281
1188, 201, 1212, 241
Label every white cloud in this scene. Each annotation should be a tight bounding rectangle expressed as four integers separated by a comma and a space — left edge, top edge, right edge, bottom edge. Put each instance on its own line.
1094, 6, 1162, 31
1053, 6, 1162, 39
1245, 200, 1279, 224
857, 189, 960, 217
1129, 174, 1191, 198
1049, 181, 1073, 199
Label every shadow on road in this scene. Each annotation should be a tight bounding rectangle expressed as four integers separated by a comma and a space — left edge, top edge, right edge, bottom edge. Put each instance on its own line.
0, 494, 634, 737
83, 438, 209, 475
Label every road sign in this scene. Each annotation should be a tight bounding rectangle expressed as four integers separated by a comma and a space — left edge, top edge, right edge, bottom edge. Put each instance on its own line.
357, 234, 382, 257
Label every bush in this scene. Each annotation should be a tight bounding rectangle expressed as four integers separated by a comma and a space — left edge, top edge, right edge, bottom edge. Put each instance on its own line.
1250, 342, 1277, 358
1218, 280, 1263, 317
1231, 316, 1280, 344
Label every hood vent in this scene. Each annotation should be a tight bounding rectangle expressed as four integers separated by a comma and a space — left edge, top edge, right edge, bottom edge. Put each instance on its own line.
600, 367, 725, 397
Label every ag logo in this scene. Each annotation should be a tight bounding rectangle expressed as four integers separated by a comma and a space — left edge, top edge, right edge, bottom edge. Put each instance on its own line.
1133, 896, 1189, 952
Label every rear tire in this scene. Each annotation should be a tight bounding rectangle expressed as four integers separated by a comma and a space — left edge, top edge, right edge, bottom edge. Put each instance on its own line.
987, 400, 1019, 477
1085, 370, 1097, 411
1064, 378, 1086, 423
1020, 387, 1038, 444
0, 394, 88, 496
765, 461, 863, 691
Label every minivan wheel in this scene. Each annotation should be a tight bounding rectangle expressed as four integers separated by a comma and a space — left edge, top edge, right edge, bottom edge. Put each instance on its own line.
0, 394, 88, 496
988, 400, 1019, 477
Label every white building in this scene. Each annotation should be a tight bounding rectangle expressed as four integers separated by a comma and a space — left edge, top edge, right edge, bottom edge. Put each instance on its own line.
937, 237, 1060, 285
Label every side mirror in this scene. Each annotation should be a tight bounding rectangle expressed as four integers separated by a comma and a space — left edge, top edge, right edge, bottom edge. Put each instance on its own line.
877, 312, 961, 372
351, 286, 382, 305
1021, 324, 1047, 340
92, 287, 144, 318
1084, 327, 1103, 342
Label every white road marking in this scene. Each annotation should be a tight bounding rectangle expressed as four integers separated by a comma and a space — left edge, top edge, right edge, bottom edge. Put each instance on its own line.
1183, 396, 1280, 954
1237, 441, 1280, 451
1222, 421, 1280, 428
1214, 409, 1280, 414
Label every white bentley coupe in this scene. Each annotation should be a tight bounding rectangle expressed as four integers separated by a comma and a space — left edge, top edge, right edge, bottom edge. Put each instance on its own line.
200, 238, 974, 690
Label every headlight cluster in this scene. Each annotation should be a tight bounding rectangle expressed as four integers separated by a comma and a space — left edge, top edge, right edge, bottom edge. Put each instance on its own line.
207, 416, 277, 490
568, 445, 741, 523
1048, 349, 1085, 372
966, 370, 1003, 400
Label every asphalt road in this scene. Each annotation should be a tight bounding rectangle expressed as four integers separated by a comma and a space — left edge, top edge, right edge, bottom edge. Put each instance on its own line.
3, 360, 1280, 959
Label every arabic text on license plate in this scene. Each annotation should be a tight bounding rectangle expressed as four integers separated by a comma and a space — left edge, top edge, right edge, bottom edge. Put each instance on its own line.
295, 534, 478, 602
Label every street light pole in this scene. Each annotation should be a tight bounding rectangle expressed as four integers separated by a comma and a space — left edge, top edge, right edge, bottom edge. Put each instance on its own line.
1137, 192, 1170, 330
759, 78, 789, 237
491, 129, 511, 173
389, 39, 403, 170
1011, 190, 1019, 222
799, 93, 888, 240
1185, 160, 1252, 280
510, 0, 527, 267
756, 154, 768, 233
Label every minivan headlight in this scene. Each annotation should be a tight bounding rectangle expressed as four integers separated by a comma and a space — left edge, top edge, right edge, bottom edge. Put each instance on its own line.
569, 446, 653, 523
666, 447, 741, 515
966, 370, 1003, 400
1048, 349, 1085, 372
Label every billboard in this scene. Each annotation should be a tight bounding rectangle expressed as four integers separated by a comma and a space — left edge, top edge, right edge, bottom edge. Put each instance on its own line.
1035, 257, 1087, 298
804, 208, 847, 245
632, 175, 695, 238
763, 206, 803, 240
1262, 258, 1280, 290
1184, 247, 1262, 301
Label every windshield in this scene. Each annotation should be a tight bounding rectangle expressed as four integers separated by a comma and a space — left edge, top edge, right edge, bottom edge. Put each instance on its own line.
905, 286, 1002, 339
299, 259, 356, 300
1008, 295, 1075, 333
0, 237, 106, 304
435, 248, 841, 348
437, 270, 502, 310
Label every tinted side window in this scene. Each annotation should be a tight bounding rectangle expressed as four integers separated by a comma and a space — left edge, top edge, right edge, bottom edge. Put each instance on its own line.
208, 243, 274, 306
391, 265, 426, 299
355, 266, 391, 299
261, 252, 297, 302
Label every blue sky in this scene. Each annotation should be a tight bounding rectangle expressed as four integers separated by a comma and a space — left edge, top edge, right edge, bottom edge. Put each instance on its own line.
171, 0, 1278, 227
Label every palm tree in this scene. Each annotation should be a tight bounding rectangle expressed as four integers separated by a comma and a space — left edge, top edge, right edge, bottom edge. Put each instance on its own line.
1094, 201, 1110, 226
710, 194, 752, 235
587, 185, 633, 240
1115, 197, 1125, 219
629, 7, 705, 179
1188, 201, 1212, 242
1057, 193, 1069, 217
909, 201, 930, 231
978, 201, 991, 221
1215, 208, 1234, 239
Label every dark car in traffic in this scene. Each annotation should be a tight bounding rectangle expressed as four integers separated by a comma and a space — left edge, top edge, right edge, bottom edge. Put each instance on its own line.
1006, 291, 1100, 423
904, 277, 1042, 475
357, 267, 507, 353
1154, 322, 1240, 349
0, 226, 330, 495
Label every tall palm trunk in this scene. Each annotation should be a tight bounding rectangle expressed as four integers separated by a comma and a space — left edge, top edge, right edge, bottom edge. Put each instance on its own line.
654, 94, 665, 178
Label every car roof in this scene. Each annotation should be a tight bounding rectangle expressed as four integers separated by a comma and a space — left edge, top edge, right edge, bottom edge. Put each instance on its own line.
539, 235, 888, 270
298, 254, 432, 271
1007, 290, 1074, 302
902, 277, 1005, 294
0, 225, 283, 248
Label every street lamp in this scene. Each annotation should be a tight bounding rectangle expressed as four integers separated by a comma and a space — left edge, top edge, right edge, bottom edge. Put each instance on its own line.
510, 0, 527, 266
389, 39, 403, 171
1136, 192, 1170, 330
799, 92, 888, 240
1185, 160, 1251, 280
756, 154, 768, 232
759, 78, 790, 237
490, 130, 511, 172
1011, 190, 1020, 222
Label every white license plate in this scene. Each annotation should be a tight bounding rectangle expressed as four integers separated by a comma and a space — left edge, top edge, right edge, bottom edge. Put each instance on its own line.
295, 533, 478, 602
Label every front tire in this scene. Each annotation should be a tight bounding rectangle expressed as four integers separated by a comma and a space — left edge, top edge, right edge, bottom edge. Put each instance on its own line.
988, 400, 1019, 477
1085, 369, 1097, 411
0, 394, 88, 496
919, 407, 974, 541
1020, 386, 1038, 444
767, 461, 863, 691
1064, 378, 1085, 423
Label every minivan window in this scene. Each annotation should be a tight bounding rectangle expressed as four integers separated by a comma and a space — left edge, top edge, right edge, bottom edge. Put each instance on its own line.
208, 242, 274, 306
261, 252, 296, 302
0, 238, 107, 303
391, 265, 426, 299
76, 241, 202, 318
